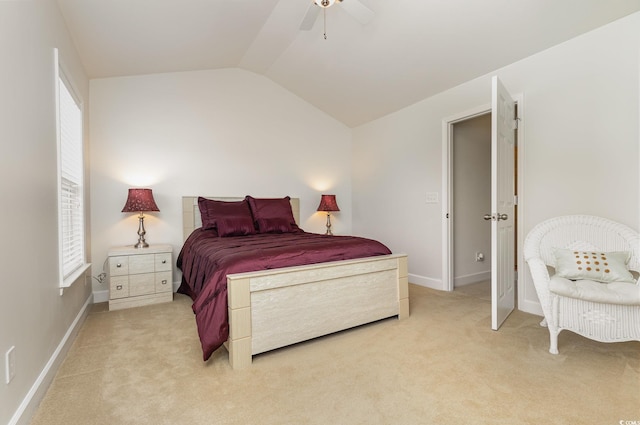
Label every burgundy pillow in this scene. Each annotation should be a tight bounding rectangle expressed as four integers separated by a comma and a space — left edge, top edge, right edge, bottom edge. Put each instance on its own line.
245, 196, 299, 233
197, 197, 254, 232
255, 217, 294, 234
217, 216, 256, 237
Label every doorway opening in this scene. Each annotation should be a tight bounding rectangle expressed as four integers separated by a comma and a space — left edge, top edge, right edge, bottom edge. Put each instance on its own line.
441, 81, 523, 330
451, 113, 492, 301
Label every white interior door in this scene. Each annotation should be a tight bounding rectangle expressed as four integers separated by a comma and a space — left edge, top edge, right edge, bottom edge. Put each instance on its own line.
490, 76, 516, 330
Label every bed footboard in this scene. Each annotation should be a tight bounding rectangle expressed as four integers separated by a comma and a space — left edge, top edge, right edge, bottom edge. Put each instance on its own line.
226, 254, 409, 369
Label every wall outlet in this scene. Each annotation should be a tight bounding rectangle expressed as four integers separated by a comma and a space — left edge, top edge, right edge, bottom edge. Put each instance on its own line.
5, 346, 15, 384
475, 252, 485, 262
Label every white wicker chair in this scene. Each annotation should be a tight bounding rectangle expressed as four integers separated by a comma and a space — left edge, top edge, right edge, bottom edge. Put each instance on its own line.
523, 215, 640, 354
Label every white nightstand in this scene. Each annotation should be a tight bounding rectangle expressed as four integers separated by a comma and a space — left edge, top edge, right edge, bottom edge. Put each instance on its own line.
108, 244, 173, 311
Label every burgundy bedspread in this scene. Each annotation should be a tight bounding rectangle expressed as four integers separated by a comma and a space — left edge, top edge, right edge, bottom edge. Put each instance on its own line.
176, 229, 392, 360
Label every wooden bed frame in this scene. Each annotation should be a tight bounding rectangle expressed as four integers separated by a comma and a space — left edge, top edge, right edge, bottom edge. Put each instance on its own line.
182, 196, 409, 369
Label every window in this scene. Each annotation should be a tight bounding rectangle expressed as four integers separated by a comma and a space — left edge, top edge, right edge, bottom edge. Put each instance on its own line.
55, 49, 88, 289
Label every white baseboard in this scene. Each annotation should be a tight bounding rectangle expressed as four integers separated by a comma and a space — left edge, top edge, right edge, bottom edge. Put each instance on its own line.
454, 271, 491, 287
93, 289, 109, 303
519, 298, 543, 317
10, 293, 93, 425
408, 273, 444, 290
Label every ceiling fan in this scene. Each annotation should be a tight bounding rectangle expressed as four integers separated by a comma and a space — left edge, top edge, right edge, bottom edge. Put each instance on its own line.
300, 0, 374, 38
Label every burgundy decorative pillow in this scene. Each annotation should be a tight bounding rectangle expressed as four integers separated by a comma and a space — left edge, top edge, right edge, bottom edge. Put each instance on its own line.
197, 197, 254, 232
245, 196, 299, 233
217, 217, 256, 237
256, 217, 294, 234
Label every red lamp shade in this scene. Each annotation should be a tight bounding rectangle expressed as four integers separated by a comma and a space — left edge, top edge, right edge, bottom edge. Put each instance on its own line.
121, 188, 160, 213
317, 194, 340, 212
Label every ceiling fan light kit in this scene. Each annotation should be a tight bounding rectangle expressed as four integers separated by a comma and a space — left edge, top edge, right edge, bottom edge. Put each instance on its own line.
304, 0, 373, 40
315, 0, 336, 7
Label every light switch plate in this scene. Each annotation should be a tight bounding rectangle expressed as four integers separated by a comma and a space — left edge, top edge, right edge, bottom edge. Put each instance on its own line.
426, 192, 439, 203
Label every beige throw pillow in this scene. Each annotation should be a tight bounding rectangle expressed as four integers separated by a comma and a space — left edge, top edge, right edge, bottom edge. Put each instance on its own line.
554, 249, 636, 284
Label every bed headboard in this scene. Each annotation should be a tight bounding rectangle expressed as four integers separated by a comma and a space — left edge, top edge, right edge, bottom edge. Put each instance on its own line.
182, 196, 300, 242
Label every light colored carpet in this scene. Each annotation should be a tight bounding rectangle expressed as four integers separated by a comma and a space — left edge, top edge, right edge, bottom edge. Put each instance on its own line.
30, 285, 639, 425
455, 279, 491, 301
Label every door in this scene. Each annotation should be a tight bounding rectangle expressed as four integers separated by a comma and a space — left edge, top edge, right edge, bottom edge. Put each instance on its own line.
490, 76, 516, 330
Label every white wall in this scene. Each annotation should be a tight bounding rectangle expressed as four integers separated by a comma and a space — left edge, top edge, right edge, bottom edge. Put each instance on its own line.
352, 12, 640, 315
89, 68, 353, 294
0, 1, 92, 424
453, 114, 491, 286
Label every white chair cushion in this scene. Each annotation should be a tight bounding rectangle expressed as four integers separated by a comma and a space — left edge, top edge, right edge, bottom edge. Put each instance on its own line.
549, 275, 640, 305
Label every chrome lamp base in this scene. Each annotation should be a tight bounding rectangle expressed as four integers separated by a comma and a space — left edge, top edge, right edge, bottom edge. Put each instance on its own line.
324, 213, 333, 236
134, 213, 149, 248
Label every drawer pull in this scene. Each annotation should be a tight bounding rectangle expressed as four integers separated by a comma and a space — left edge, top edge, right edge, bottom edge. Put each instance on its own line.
161, 280, 167, 285
162, 260, 167, 264
116, 285, 123, 290
116, 263, 122, 268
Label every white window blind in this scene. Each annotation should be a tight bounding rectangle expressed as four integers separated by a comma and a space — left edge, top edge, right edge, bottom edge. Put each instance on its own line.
57, 62, 86, 283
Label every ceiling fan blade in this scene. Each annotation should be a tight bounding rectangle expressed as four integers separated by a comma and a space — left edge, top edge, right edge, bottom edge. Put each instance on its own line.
338, 0, 374, 25
300, 3, 320, 30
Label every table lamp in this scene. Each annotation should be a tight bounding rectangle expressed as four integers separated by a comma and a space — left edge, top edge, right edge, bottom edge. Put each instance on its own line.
121, 188, 159, 248
317, 194, 340, 235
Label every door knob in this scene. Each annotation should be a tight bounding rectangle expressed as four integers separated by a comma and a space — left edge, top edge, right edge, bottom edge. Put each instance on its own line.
484, 213, 508, 221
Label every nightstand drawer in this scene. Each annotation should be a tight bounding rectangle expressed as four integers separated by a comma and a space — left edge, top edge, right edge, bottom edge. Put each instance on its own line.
155, 271, 172, 293
155, 253, 172, 272
129, 273, 155, 296
129, 254, 155, 274
109, 256, 129, 276
110, 276, 129, 299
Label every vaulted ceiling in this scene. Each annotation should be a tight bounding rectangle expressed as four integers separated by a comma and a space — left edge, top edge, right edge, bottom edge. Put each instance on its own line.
56, 0, 640, 127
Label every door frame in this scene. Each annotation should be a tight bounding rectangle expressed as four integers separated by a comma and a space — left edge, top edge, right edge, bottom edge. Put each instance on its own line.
441, 94, 526, 306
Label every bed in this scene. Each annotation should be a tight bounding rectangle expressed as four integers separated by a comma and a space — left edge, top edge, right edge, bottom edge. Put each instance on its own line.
178, 196, 409, 369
